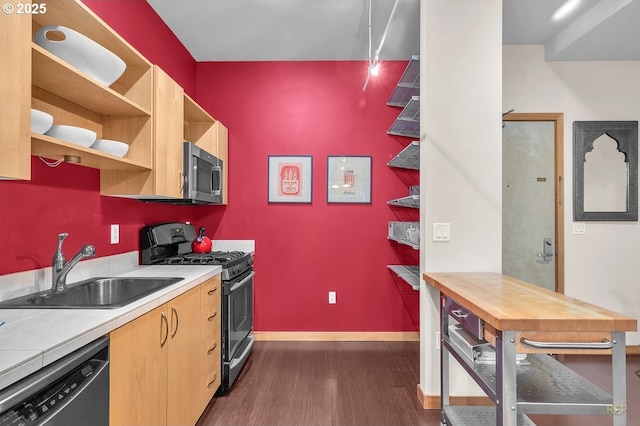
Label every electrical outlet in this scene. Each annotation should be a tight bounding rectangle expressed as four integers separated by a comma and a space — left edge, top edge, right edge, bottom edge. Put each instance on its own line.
328, 291, 336, 304
110, 224, 119, 244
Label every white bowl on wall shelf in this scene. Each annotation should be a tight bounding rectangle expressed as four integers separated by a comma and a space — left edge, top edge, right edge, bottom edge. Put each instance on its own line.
90, 139, 129, 158
34, 25, 127, 87
45, 125, 97, 148
30, 109, 54, 134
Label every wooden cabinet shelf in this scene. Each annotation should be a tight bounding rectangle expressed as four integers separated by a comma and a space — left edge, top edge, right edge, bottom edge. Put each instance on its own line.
32, 133, 152, 171
32, 44, 151, 117
185, 94, 215, 123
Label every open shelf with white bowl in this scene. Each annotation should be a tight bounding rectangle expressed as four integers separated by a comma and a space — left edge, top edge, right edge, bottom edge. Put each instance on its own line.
31, 44, 151, 117
31, 133, 152, 171
1, 0, 154, 180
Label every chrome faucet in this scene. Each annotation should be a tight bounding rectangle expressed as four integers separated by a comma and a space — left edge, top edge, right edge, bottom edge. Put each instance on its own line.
52, 233, 96, 292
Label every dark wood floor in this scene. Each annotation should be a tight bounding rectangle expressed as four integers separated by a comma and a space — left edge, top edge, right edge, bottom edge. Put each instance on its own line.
196, 341, 640, 426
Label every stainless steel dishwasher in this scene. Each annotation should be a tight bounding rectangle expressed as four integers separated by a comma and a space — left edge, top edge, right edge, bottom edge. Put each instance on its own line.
0, 336, 109, 426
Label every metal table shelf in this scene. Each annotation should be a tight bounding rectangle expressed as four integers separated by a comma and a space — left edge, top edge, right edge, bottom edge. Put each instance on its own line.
444, 406, 536, 426
442, 338, 614, 416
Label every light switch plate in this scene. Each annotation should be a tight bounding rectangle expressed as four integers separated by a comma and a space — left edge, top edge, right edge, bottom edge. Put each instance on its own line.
573, 222, 586, 235
433, 223, 451, 242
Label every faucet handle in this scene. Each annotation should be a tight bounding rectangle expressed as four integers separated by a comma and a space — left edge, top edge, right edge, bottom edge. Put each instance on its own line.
56, 233, 68, 251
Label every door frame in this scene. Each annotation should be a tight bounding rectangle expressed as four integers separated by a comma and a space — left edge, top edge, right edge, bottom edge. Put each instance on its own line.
503, 112, 565, 294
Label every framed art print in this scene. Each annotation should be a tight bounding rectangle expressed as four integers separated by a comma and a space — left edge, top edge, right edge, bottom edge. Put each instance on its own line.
268, 155, 312, 203
327, 156, 372, 203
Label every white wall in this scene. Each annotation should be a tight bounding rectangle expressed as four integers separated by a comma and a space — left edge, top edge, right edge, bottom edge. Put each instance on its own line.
503, 45, 640, 345
419, 0, 503, 396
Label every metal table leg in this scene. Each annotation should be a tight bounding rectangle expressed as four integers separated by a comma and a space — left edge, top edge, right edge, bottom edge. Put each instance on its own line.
611, 331, 627, 426
495, 330, 518, 426
440, 293, 450, 425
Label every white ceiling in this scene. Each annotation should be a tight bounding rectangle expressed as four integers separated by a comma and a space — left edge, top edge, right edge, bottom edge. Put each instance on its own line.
504, 0, 640, 61
146, 0, 640, 62
146, 0, 420, 62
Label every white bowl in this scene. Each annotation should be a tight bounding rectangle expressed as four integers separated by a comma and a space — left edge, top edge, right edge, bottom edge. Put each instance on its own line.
45, 125, 96, 147
31, 109, 54, 134
90, 138, 129, 157
34, 25, 126, 87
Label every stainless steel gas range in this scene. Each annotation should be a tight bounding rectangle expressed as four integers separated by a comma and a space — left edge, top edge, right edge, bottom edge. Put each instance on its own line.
140, 222, 254, 394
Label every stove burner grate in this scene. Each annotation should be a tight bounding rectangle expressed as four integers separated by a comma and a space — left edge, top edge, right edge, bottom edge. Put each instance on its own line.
155, 251, 248, 266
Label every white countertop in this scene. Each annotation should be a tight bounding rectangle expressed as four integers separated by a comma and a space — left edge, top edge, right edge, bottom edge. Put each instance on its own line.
0, 264, 221, 390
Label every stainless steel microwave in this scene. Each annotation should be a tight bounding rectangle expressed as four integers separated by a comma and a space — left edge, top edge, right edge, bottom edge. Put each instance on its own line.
183, 142, 223, 204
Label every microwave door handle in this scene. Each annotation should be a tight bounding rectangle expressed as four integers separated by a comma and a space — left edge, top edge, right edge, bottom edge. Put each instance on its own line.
181, 172, 188, 193
213, 165, 222, 196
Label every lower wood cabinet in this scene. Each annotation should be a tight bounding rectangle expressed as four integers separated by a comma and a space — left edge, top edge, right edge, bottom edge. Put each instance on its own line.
109, 275, 222, 426
200, 274, 222, 407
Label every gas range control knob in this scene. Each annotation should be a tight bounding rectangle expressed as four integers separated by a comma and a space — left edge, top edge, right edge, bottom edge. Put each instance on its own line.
233, 265, 240, 274
247, 258, 254, 267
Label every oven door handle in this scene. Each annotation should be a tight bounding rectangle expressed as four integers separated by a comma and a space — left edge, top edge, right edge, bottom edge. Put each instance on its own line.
229, 271, 255, 293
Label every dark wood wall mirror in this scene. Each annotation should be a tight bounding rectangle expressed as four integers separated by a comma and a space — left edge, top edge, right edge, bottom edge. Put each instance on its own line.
573, 121, 638, 221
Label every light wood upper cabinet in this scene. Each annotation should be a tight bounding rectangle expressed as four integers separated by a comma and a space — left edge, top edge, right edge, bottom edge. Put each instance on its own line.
31, 1, 154, 171
184, 96, 229, 205
101, 66, 184, 197
1, 0, 230, 204
110, 282, 215, 426
0, 3, 31, 180
0, 0, 154, 180
151, 66, 185, 199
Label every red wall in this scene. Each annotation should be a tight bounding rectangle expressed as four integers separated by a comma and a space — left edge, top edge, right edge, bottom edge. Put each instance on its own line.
0, 158, 198, 275
195, 62, 419, 332
83, 0, 197, 96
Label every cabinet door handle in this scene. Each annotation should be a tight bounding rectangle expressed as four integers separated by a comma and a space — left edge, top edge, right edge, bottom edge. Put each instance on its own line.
160, 312, 169, 348
208, 311, 217, 321
207, 373, 217, 388
170, 306, 179, 338
208, 286, 218, 295
207, 342, 217, 354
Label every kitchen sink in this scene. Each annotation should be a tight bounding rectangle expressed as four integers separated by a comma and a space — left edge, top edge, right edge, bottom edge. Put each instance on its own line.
0, 277, 183, 309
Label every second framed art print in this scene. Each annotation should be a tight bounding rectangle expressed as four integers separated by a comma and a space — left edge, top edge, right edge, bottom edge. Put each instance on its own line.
327, 156, 372, 204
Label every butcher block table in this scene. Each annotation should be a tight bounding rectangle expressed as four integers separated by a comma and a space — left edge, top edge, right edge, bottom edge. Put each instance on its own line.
423, 272, 637, 426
